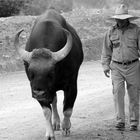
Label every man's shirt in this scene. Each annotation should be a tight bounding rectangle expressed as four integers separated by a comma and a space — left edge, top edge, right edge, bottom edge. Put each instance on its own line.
101, 23, 140, 71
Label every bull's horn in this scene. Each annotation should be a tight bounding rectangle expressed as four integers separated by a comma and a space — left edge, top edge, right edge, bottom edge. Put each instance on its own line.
52, 29, 72, 62
14, 30, 32, 62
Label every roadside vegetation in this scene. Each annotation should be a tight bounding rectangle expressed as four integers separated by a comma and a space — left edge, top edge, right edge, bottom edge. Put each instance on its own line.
0, 0, 140, 72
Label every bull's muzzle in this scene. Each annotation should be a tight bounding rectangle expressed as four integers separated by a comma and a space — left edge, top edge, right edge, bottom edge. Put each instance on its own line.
33, 90, 45, 95
32, 90, 46, 100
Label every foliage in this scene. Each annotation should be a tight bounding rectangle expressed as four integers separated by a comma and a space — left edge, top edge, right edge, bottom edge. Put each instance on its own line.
0, 0, 73, 17
73, 0, 140, 9
22, 0, 73, 15
51, 0, 73, 12
0, 7, 140, 72
0, 0, 26, 17
21, 0, 51, 15
0, 0, 140, 17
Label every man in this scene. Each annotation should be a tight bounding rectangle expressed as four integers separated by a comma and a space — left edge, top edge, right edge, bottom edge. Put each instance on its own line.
101, 4, 140, 131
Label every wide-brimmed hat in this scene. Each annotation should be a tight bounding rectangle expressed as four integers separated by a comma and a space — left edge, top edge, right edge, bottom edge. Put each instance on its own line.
109, 4, 139, 20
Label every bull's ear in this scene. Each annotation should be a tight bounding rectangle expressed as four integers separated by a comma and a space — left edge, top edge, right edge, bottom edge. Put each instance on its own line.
24, 60, 29, 67
52, 29, 72, 62
14, 30, 32, 62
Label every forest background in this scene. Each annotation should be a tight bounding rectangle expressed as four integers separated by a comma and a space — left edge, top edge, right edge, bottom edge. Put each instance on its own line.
0, 0, 140, 72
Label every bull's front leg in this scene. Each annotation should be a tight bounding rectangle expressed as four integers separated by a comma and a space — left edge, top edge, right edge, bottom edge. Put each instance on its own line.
39, 102, 55, 140
52, 95, 60, 131
62, 80, 77, 136
62, 109, 73, 136
43, 107, 55, 140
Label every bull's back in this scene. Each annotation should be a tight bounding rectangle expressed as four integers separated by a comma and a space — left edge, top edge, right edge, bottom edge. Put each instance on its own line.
35, 9, 67, 29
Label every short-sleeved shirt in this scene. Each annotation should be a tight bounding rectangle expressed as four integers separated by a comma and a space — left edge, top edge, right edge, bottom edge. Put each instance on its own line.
101, 23, 140, 71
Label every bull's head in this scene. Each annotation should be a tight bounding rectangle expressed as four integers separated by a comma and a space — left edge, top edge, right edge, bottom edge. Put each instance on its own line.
14, 29, 72, 102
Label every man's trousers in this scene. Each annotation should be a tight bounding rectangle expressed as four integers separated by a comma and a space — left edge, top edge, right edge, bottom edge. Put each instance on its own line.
110, 61, 140, 126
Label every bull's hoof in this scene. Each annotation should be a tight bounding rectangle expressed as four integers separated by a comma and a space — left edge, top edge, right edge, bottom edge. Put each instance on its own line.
45, 130, 55, 140
53, 122, 60, 131
52, 116, 60, 131
45, 136, 55, 140
62, 119, 71, 136
62, 128, 70, 136
52, 115, 60, 131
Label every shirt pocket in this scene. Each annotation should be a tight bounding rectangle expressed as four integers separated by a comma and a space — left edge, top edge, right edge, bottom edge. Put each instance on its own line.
110, 35, 120, 48
126, 33, 137, 48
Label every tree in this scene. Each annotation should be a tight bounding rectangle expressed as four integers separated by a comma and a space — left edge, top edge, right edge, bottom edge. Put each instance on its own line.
50, 0, 73, 12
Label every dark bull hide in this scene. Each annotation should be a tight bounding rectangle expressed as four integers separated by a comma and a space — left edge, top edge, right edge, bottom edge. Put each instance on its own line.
14, 8, 83, 140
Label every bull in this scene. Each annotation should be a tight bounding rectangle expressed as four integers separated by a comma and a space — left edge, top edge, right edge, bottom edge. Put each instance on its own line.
14, 8, 83, 140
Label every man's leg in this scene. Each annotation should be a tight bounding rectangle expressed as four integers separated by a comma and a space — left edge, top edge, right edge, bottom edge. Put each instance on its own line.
126, 61, 140, 130
127, 84, 139, 130
111, 64, 125, 129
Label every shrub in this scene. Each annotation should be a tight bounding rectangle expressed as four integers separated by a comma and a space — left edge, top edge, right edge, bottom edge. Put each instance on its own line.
0, 0, 26, 17
50, 0, 73, 12
21, 0, 51, 15
0, 0, 73, 17
22, 0, 73, 15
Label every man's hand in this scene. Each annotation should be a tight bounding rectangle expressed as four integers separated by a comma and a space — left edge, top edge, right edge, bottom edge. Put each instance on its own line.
104, 69, 110, 78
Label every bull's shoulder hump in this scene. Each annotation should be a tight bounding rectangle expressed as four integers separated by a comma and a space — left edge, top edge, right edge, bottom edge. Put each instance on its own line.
37, 9, 66, 26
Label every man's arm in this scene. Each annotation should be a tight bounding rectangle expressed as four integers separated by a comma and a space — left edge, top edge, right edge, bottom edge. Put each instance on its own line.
137, 27, 140, 53
101, 29, 112, 77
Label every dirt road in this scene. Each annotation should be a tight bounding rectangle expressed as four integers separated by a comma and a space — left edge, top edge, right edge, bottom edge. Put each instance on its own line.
0, 61, 140, 140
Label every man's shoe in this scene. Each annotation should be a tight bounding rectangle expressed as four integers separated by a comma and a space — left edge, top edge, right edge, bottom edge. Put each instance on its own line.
115, 122, 125, 131
130, 125, 138, 131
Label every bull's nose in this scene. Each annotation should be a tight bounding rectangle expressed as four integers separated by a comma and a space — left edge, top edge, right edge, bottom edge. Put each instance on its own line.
33, 90, 45, 95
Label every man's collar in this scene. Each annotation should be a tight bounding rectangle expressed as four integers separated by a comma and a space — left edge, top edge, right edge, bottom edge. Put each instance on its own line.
113, 21, 131, 30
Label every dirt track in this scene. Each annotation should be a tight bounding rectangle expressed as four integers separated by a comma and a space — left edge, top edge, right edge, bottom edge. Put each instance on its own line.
0, 61, 140, 140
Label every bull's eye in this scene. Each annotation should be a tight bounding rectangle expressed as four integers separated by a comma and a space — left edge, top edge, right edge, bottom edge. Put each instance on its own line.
29, 71, 34, 80
47, 73, 53, 79
47, 71, 54, 80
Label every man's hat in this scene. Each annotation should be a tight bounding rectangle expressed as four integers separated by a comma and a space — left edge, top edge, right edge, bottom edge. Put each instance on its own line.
109, 4, 139, 20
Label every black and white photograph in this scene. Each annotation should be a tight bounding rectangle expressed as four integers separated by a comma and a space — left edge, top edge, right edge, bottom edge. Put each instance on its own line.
1, 0, 140, 140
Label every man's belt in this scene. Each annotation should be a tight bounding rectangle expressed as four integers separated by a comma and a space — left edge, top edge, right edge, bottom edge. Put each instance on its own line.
113, 59, 139, 65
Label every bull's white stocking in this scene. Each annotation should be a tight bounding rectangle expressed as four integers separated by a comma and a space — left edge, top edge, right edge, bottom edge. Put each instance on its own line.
62, 109, 72, 136
43, 107, 55, 139
52, 96, 60, 130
